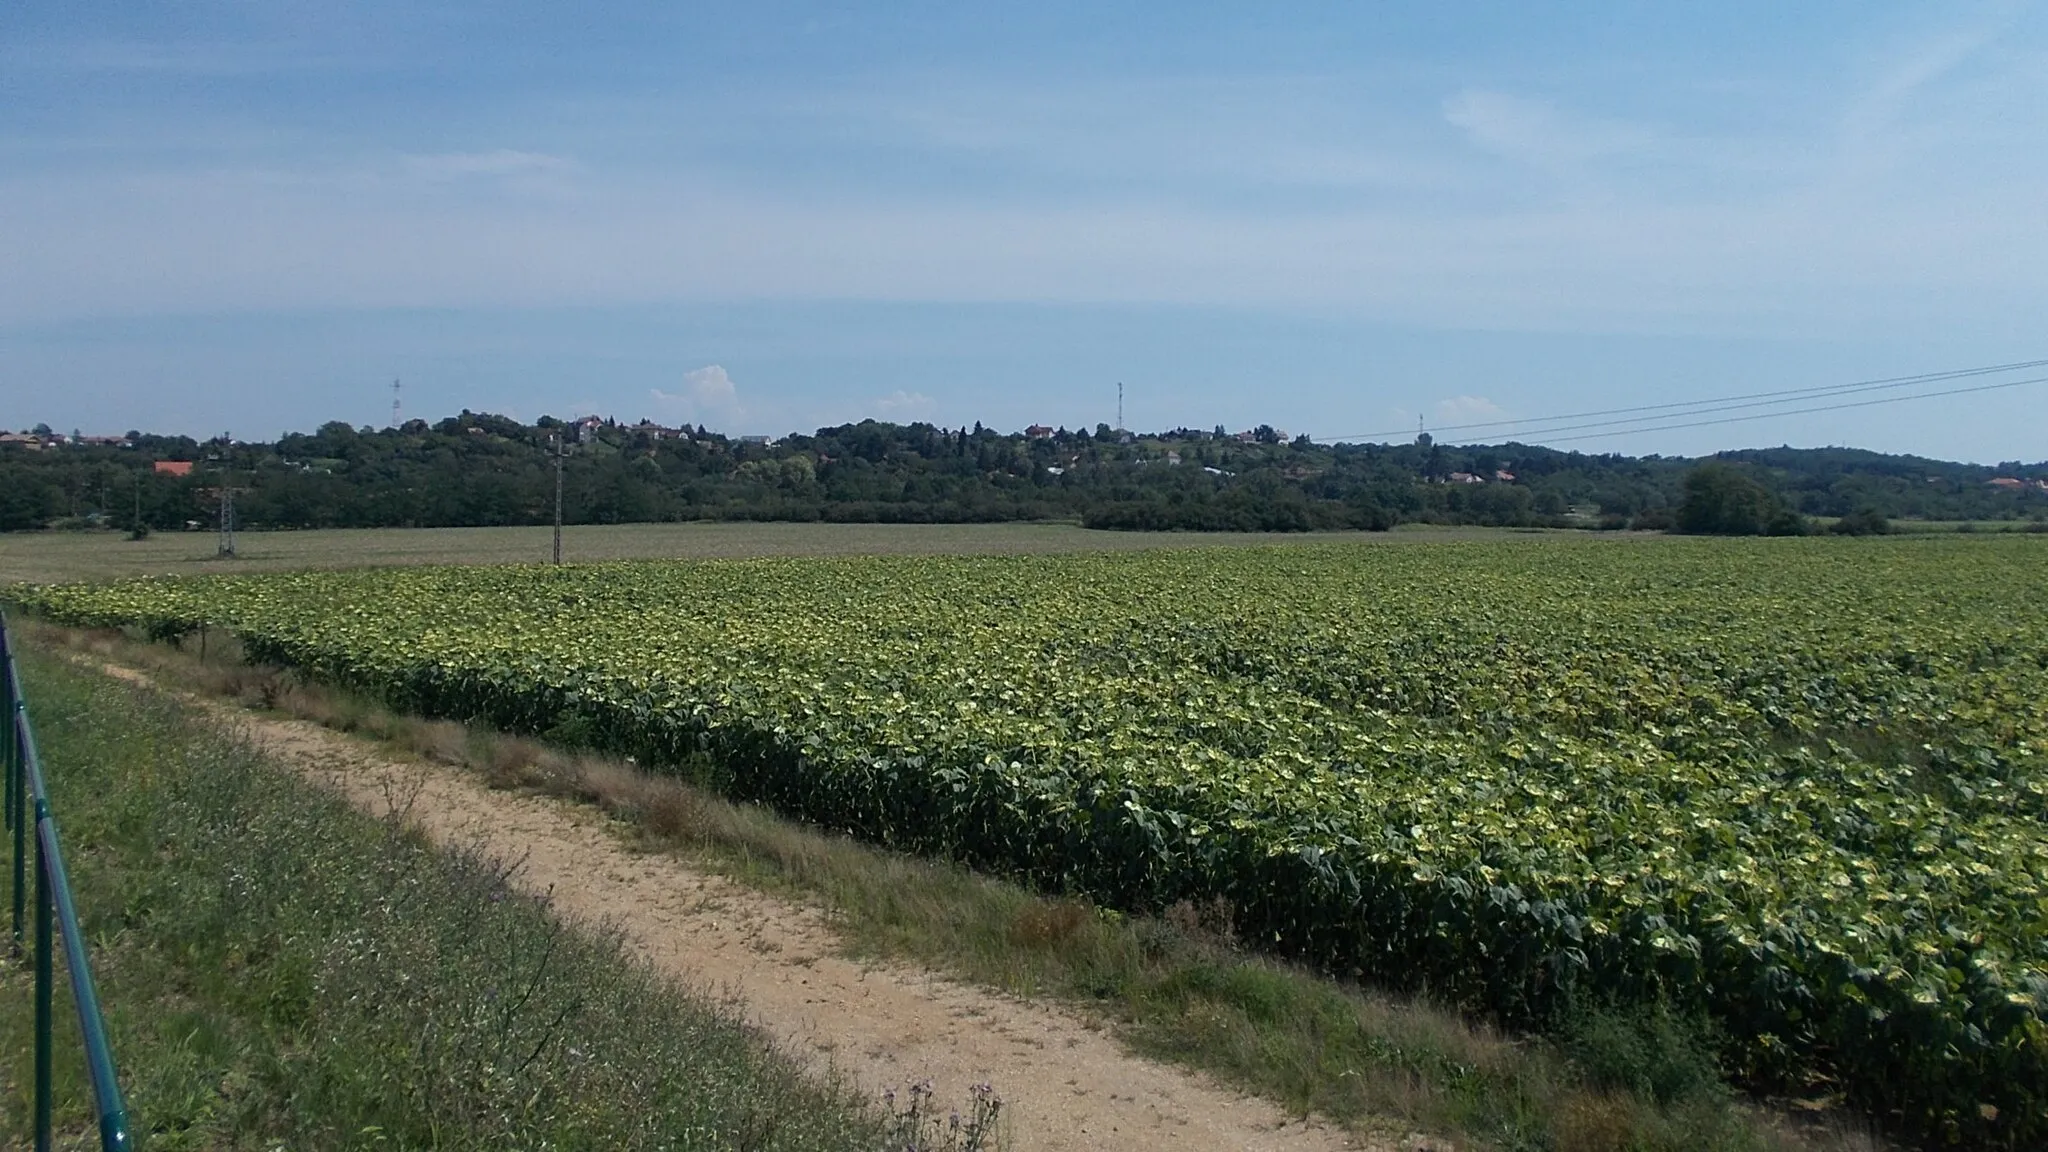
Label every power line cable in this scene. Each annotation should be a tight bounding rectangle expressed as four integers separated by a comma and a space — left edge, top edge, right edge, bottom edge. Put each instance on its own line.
1367, 366, 2034, 444
1313, 358, 2048, 444
1533, 375, 2047, 446
1321, 359, 2048, 442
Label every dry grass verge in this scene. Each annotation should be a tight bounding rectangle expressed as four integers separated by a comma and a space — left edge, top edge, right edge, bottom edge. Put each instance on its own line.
0, 637, 889, 1151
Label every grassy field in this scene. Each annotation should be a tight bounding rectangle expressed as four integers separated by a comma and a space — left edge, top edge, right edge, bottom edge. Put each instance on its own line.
0, 643, 895, 1150
0, 521, 1575, 584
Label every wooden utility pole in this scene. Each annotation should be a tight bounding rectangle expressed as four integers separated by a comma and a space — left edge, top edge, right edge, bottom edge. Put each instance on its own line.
552, 432, 565, 564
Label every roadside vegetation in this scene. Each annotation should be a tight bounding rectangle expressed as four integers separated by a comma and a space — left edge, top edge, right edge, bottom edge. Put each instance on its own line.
16, 617, 1883, 1152
0, 642, 888, 1150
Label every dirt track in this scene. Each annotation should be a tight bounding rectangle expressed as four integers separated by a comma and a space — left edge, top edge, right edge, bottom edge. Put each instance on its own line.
97, 661, 1378, 1152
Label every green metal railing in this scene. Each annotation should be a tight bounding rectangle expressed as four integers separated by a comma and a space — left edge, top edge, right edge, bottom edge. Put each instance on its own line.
3, 611, 131, 1151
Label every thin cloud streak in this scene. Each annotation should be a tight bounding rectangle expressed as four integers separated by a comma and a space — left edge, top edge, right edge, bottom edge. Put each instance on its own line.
4, 155, 2040, 343
1, 12, 2043, 351
406, 150, 577, 180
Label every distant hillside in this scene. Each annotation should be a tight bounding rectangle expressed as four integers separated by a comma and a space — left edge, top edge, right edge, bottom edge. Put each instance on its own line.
3, 413, 2043, 533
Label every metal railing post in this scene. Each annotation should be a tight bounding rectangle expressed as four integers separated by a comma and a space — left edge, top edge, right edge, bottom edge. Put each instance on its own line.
6, 615, 16, 952
10, 700, 23, 952
34, 802, 53, 1152
2, 612, 132, 1150
4, 662, 13, 828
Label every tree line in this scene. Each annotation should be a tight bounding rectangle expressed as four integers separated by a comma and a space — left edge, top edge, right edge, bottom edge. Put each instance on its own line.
3, 412, 2044, 535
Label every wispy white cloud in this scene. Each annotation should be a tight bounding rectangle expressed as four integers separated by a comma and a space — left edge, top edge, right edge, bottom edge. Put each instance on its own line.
1442, 90, 1651, 175
1843, 30, 1992, 147
650, 365, 744, 422
405, 150, 575, 180
1434, 395, 1508, 425
764, 74, 1458, 200
5, 39, 361, 76
1383, 396, 1511, 440
871, 389, 935, 420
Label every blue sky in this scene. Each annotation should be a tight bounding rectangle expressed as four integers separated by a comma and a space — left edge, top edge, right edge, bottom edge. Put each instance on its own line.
3, 2, 2044, 461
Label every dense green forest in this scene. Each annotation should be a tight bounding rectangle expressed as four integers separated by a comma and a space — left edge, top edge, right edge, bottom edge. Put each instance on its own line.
3, 412, 2044, 534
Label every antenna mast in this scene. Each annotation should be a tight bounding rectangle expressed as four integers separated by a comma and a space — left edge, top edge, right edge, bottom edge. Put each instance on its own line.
218, 487, 236, 558
1117, 382, 1124, 434
216, 430, 237, 558
391, 378, 402, 428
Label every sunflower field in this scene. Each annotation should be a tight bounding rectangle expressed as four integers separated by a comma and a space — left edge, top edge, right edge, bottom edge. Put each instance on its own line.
18, 535, 2048, 1143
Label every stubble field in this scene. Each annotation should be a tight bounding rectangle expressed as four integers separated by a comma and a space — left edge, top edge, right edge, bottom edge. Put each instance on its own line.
0, 520, 1534, 585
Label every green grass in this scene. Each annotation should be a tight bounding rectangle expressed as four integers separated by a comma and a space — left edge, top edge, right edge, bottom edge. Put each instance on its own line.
0, 520, 1562, 585
0, 643, 887, 1150
28, 620, 1882, 1152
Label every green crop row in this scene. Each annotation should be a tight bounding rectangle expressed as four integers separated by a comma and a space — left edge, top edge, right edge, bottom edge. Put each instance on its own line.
18, 535, 2048, 1146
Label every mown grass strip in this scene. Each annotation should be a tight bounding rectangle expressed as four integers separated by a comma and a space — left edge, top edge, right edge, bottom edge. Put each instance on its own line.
0, 642, 886, 1151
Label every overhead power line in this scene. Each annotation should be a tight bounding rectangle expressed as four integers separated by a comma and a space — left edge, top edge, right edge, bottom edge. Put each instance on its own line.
1533, 375, 2046, 446
1395, 367, 2039, 444
1314, 358, 2048, 445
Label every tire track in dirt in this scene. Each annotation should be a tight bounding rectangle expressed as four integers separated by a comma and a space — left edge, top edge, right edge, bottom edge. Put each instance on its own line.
94, 661, 1381, 1152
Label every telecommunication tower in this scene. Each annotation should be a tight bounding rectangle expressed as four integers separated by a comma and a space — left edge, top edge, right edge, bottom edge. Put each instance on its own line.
1117, 382, 1124, 433
210, 430, 242, 557
391, 378, 402, 428
217, 486, 236, 558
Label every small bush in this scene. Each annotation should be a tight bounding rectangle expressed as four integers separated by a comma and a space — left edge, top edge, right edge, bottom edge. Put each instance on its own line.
1563, 1002, 1727, 1108
479, 731, 542, 785
1163, 896, 1237, 950
1007, 900, 1092, 949
1550, 1090, 1639, 1152
1829, 509, 1889, 536
1765, 508, 1809, 536
1675, 464, 1804, 536
408, 718, 472, 766
882, 1079, 1003, 1152
1630, 507, 1675, 531
640, 780, 703, 841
